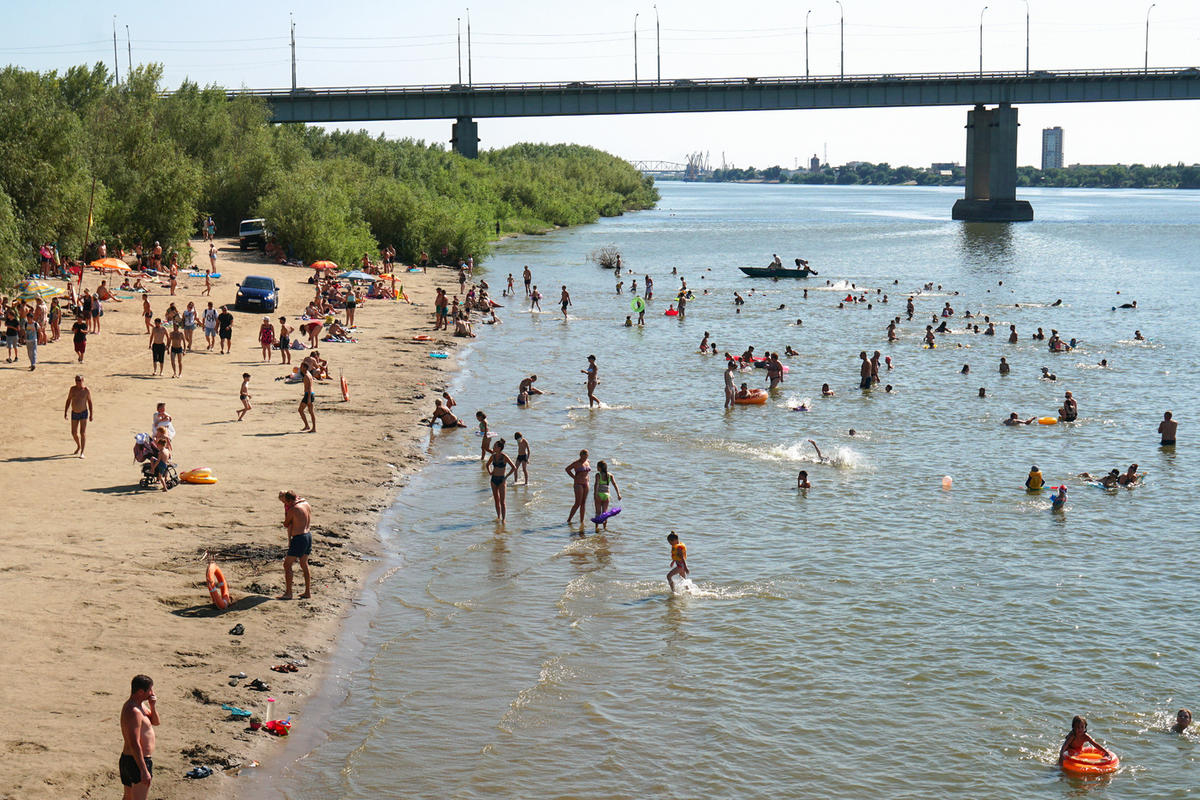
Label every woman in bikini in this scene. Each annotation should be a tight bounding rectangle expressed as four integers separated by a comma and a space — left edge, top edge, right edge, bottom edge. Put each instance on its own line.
565, 449, 591, 524
486, 439, 516, 522
592, 460, 621, 530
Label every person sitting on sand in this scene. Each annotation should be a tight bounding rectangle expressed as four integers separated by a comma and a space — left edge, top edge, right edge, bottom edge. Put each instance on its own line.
1004, 412, 1036, 426
431, 399, 466, 428
1059, 716, 1111, 764
1174, 709, 1192, 733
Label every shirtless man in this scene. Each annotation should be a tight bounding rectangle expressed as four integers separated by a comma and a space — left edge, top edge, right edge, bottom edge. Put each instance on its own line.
1159, 411, 1178, 446
431, 398, 466, 427
148, 318, 167, 376
724, 360, 737, 408
278, 490, 312, 599
168, 323, 185, 378
119, 674, 160, 800
64, 374, 93, 457
514, 432, 531, 484
582, 354, 600, 407
522, 265, 532, 296
559, 285, 572, 319
858, 351, 872, 389
1004, 412, 1036, 426
297, 364, 317, 432
518, 375, 543, 405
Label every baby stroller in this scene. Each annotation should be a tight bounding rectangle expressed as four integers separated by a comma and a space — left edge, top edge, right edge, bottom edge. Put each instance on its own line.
134, 432, 179, 490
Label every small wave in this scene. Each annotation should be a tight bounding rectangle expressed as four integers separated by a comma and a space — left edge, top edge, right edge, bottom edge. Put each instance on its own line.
778, 394, 813, 411
498, 655, 573, 733
565, 402, 633, 411
734, 439, 867, 469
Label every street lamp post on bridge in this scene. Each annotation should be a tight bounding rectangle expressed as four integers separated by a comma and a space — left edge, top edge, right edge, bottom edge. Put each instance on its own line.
1024, 0, 1030, 74
835, 0, 844, 79
1145, 3, 1156, 73
979, 6, 988, 76
634, 13, 639, 83
654, 4, 661, 84
805, 9, 812, 78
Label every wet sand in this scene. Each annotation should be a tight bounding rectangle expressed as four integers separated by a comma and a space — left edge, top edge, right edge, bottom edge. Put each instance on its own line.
0, 242, 461, 798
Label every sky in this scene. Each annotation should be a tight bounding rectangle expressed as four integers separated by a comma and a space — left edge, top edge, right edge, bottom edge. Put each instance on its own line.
5, 0, 1200, 169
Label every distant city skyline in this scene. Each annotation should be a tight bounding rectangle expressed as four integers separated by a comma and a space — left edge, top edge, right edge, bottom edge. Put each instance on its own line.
5, 0, 1200, 168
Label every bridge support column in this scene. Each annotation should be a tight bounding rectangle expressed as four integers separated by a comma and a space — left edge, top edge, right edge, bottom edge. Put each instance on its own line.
951, 103, 1033, 222
451, 116, 479, 158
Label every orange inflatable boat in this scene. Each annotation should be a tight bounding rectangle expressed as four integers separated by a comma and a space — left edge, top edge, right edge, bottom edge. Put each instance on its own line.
1061, 746, 1119, 776
733, 389, 768, 405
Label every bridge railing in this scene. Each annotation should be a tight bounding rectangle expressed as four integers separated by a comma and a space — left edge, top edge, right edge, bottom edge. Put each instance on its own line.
231, 66, 1200, 99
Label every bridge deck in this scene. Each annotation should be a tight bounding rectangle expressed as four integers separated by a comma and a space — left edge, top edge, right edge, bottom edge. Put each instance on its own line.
235, 67, 1200, 124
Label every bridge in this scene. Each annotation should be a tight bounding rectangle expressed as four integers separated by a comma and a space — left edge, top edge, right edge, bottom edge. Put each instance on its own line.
236, 68, 1200, 221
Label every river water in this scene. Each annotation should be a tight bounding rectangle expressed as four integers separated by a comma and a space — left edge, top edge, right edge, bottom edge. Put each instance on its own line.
255, 183, 1199, 799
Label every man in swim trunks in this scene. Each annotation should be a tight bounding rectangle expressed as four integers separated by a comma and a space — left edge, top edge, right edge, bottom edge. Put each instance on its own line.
858, 351, 872, 389
298, 363, 316, 432
168, 323, 185, 378
64, 374, 93, 457
1004, 412, 1036, 426
1059, 716, 1111, 765
119, 674, 159, 800
667, 531, 689, 592
518, 375, 543, 405
279, 490, 312, 599
560, 285, 571, 319
1159, 411, 1177, 446
522, 265, 533, 296
148, 318, 167, 376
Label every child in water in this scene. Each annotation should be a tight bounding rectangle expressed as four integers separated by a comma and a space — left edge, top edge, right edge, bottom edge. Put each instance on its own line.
666, 531, 688, 592
1174, 709, 1192, 733
1050, 485, 1067, 510
1059, 716, 1112, 764
1025, 465, 1044, 491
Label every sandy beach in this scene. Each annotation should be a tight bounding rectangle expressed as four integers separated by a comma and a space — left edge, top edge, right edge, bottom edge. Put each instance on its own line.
0, 242, 460, 798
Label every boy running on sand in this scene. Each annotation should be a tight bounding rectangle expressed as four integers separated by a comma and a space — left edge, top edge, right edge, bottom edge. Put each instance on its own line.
237, 373, 252, 421
667, 531, 689, 592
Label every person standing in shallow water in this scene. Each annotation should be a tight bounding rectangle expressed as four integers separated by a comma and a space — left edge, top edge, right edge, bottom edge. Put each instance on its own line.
583, 355, 600, 408
486, 439, 516, 522
565, 449, 591, 524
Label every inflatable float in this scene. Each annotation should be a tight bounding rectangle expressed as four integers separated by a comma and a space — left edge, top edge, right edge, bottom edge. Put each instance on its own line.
631, 297, 646, 313
591, 507, 622, 524
733, 390, 768, 405
181, 468, 218, 485
1061, 747, 1119, 776
1038, 416, 1059, 425
206, 562, 231, 610
664, 307, 678, 316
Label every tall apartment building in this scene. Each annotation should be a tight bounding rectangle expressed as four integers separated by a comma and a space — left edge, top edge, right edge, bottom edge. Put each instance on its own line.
1041, 127, 1064, 170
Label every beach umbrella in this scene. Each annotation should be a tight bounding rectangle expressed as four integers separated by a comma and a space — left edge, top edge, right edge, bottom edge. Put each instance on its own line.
338, 270, 375, 282
15, 279, 66, 300
90, 257, 130, 271
310, 260, 339, 271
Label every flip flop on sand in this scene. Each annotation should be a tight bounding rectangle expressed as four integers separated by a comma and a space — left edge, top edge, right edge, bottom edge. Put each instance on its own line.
221, 704, 252, 718
247, 678, 270, 691
185, 765, 213, 779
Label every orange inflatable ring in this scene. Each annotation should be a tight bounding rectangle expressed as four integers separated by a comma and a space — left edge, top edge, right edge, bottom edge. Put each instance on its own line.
206, 563, 231, 609
182, 473, 218, 485
411, 334, 431, 342
1038, 416, 1059, 425
341, 375, 350, 402
180, 467, 212, 480
1061, 747, 1119, 776
733, 390, 768, 405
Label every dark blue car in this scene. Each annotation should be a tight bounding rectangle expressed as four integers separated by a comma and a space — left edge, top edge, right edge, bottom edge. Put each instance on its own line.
235, 275, 280, 312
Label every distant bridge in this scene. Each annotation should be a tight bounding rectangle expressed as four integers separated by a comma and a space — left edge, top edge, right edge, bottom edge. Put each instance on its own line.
233, 67, 1200, 221
630, 160, 690, 177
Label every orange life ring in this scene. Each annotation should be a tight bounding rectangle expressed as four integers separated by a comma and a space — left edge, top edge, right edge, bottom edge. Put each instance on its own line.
340, 375, 350, 401
412, 334, 431, 342
1061, 747, 1119, 776
206, 563, 231, 610
733, 390, 768, 405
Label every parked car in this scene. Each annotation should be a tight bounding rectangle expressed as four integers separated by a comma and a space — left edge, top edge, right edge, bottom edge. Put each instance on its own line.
235, 275, 280, 312
238, 218, 268, 251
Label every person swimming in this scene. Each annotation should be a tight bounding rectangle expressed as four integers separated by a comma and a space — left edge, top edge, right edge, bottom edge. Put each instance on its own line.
1050, 485, 1068, 510
1059, 716, 1111, 764
1174, 709, 1192, 733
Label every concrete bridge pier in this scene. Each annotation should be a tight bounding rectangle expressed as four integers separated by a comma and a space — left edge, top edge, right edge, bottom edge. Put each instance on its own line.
951, 103, 1034, 222
451, 117, 479, 158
